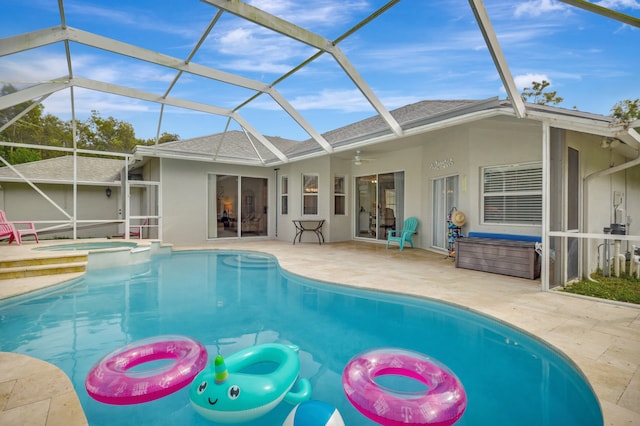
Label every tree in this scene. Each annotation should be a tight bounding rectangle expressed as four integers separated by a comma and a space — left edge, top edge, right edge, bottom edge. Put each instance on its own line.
1, 84, 45, 163
1, 85, 45, 144
41, 115, 72, 150
140, 132, 180, 145
75, 110, 138, 153
157, 132, 180, 144
1, 84, 181, 164
610, 99, 640, 130
7, 147, 41, 164
521, 80, 564, 105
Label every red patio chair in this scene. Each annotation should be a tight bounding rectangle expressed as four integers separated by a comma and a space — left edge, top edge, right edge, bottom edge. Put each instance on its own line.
0, 210, 39, 245
124, 218, 148, 239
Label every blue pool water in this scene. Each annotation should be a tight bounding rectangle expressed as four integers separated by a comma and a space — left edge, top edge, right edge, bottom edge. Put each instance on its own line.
0, 250, 602, 425
33, 241, 139, 251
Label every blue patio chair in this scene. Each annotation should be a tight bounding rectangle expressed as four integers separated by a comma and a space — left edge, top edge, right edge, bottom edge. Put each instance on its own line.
386, 217, 418, 251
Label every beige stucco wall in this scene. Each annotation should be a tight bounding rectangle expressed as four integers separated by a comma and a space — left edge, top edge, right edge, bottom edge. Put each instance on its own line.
160, 159, 277, 245
0, 182, 121, 239
3, 117, 635, 274
274, 156, 332, 244
417, 117, 543, 250
151, 114, 638, 281
157, 116, 546, 248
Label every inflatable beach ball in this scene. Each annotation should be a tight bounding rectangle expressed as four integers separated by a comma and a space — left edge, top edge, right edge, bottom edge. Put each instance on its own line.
283, 400, 345, 426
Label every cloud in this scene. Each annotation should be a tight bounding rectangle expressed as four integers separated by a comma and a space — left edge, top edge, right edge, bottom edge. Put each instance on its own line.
514, 0, 567, 18
64, 3, 202, 39
0, 50, 176, 88
0, 53, 69, 84
43, 89, 153, 116
287, 89, 428, 113
247, 88, 370, 112
201, 0, 372, 74
513, 73, 550, 91
290, 89, 371, 112
208, 23, 318, 75
216, 59, 294, 74
0, 49, 178, 121
249, 0, 370, 28
217, 26, 306, 61
596, 0, 640, 9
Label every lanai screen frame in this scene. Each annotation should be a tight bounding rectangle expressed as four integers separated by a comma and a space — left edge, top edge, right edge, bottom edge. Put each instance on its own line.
1, 0, 640, 292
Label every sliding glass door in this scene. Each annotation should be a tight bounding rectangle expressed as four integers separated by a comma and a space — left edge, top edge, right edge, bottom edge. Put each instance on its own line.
240, 177, 268, 237
355, 171, 404, 240
432, 175, 458, 250
207, 174, 267, 239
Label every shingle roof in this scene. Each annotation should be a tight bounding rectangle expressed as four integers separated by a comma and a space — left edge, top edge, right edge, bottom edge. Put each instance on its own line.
2, 99, 615, 177
155, 99, 486, 163
0, 156, 124, 183
156, 130, 300, 163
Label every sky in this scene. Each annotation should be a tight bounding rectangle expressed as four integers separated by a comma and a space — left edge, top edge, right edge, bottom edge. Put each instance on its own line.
1, 0, 639, 142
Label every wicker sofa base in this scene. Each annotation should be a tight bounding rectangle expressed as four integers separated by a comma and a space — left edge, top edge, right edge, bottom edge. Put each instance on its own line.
455, 237, 541, 280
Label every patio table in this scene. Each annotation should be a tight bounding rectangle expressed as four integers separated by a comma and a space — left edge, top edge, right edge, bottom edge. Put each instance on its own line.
292, 219, 325, 245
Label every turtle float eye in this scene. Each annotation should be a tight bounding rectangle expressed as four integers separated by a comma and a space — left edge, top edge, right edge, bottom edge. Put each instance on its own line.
197, 381, 208, 394
228, 385, 240, 400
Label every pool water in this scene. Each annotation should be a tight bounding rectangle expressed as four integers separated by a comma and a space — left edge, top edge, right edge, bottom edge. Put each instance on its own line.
0, 251, 602, 425
33, 241, 139, 251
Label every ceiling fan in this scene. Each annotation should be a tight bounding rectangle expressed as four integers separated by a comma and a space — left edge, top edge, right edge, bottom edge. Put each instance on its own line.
353, 150, 375, 165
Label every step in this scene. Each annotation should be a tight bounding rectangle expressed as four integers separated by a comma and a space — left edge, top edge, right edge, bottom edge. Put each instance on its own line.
0, 254, 88, 269
0, 261, 88, 280
0, 254, 89, 280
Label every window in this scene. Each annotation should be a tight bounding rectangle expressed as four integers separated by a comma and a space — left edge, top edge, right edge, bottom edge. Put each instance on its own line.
432, 175, 458, 249
334, 175, 346, 215
482, 162, 542, 225
302, 174, 318, 215
281, 176, 288, 215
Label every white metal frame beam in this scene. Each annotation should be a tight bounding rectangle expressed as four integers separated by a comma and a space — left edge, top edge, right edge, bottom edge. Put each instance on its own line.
201, 0, 403, 137
1, 0, 634, 162
0, 27, 268, 92
0, 26, 328, 156
468, 0, 526, 118
155, 11, 222, 144
0, 81, 71, 109
70, 78, 289, 162
556, 0, 640, 28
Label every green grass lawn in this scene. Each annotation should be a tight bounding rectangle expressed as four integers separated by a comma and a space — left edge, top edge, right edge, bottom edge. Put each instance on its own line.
560, 267, 640, 304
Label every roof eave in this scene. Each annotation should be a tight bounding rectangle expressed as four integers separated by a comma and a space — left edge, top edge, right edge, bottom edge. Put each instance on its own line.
134, 146, 268, 166
133, 101, 625, 166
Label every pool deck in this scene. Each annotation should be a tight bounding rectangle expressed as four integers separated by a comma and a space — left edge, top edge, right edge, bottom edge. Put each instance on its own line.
1, 239, 639, 425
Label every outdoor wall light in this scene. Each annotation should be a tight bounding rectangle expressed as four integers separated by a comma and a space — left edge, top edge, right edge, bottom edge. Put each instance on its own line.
105, 187, 112, 198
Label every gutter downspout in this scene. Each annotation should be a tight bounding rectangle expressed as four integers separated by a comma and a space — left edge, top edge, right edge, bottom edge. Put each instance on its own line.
274, 168, 279, 238
541, 122, 550, 291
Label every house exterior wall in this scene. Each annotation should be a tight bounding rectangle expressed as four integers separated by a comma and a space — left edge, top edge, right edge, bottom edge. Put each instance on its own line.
328, 157, 352, 241
157, 116, 547, 249
419, 118, 543, 251
160, 158, 278, 245
337, 144, 424, 244
264, 156, 331, 244
144, 115, 638, 283
0, 182, 121, 239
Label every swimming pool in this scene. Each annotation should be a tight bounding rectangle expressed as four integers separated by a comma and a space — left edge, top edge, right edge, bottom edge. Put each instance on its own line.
0, 250, 602, 425
33, 241, 139, 251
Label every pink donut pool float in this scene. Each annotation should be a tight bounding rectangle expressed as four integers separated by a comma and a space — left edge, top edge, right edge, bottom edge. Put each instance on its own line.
85, 335, 208, 405
342, 348, 467, 426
